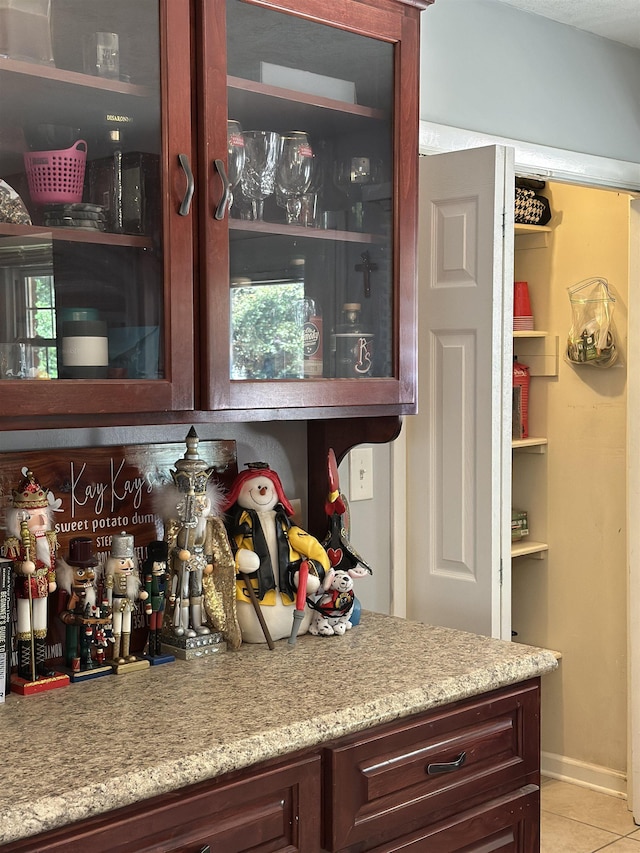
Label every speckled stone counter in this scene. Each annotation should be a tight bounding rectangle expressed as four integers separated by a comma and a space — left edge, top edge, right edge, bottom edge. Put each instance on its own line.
0, 612, 557, 846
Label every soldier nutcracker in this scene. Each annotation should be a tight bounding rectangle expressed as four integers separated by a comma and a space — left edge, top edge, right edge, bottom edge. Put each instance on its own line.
3, 469, 58, 682
142, 540, 169, 657
158, 427, 241, 650
104, 531, 148, 664
57, 536, 113, 672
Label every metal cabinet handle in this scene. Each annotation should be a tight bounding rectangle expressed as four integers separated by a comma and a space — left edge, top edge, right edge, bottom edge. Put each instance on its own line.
178, 153, 194, 216
426, 750, 467, 775
198, 846, 210, 853
214, 158, 231, 220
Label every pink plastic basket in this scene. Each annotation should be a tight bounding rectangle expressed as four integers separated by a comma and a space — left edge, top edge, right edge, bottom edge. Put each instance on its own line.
24, 139, 87, 205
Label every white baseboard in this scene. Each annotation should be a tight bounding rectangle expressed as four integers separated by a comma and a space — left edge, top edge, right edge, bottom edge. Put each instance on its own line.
541, 751, 627, 799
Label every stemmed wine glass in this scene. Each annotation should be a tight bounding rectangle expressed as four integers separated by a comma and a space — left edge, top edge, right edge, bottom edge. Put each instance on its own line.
275, 132, 314, 224
240, 130, 281, 220
226, 120, 245, 212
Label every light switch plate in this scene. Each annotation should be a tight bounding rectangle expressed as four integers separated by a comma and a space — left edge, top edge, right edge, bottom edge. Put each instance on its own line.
349, 447, 373, 501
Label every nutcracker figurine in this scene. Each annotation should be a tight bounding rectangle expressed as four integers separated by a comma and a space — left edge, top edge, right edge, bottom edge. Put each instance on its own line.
104, 531, 149, 669
142, 540, 171, 660
3, 469, 64, 689
157, 427, 241, 653
57, 536, 113, 679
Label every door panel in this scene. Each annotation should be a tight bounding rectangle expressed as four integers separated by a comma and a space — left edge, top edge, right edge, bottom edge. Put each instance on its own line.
406, 146, 513, 639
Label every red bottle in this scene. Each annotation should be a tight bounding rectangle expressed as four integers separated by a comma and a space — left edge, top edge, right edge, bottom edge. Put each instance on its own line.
513, 357, 530, 438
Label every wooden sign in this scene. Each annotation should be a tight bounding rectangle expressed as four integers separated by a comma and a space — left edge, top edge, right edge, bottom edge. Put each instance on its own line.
0, 435, 238, 657
0, 437, 237, 563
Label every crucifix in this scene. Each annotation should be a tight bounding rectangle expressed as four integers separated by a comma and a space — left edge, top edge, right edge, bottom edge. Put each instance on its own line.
355, 251, 378, 299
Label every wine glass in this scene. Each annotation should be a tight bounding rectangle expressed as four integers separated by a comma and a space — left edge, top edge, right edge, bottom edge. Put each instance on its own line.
227, 120, 246, 212
240, 130, 281, 220
275, 132, 314, 224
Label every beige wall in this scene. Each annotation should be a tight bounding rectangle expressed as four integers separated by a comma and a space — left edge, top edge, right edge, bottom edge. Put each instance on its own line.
512, 181, 630, 775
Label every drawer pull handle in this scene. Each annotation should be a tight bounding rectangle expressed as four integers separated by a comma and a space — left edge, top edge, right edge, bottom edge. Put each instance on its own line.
178, 153, 194, 216
199, 847, 210, 853
426, 751, 467, 775
214, 158, 231, 220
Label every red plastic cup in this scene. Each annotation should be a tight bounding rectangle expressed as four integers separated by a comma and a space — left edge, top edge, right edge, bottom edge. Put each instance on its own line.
514, 281, 532, 317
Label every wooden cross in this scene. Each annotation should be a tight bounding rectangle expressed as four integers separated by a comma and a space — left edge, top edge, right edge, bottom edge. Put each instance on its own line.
355, 251, 378, 298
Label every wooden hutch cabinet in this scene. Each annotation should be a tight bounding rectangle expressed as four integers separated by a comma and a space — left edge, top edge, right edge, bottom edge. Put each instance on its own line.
0, 0, 428, 428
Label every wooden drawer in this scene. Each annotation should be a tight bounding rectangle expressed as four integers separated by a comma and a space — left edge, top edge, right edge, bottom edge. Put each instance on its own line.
6, 753, 321, 853
323, 681, 540, 852
366, 784, 539, 853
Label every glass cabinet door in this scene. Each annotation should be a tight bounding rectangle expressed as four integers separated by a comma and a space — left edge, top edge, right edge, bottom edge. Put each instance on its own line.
200, 0, 419, 415
0, 0, 194, 417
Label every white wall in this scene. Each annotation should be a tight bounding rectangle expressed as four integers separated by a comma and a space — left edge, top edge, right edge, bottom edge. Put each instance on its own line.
512, 181, 630, 786
339, 443, 393, 614
420, 0, 640, 164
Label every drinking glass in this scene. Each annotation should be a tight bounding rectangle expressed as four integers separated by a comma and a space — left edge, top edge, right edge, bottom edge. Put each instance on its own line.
240, 130, 281, 220
227, 120, 245, 212
276, 132, 314, 224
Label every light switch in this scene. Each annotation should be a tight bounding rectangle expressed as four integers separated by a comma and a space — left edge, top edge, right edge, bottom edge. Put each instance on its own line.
349, 447, 373, 502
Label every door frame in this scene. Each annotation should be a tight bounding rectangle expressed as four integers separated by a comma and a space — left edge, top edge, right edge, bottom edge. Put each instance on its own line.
391, 119, 640, 810
628, 197, 640, 818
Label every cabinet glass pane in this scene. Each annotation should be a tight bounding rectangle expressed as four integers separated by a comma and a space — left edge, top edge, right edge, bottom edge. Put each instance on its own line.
0, 0, 163, 381
227, 0, 394, 381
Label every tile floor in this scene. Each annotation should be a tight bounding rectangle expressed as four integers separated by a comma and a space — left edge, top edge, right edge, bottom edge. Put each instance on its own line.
542, 777, 640, 851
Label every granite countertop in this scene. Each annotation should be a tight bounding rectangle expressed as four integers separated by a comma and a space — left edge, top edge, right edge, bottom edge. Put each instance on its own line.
0, 611, 558, 846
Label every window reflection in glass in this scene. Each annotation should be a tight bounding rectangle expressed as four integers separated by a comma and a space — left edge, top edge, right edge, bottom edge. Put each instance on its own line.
230, 278, 304, 379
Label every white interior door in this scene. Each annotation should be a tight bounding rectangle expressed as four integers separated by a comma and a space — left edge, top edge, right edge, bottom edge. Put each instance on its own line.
405, 146, 514, 639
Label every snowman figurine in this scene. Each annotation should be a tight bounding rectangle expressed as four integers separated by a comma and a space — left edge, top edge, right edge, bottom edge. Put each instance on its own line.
223, 463, 330, 643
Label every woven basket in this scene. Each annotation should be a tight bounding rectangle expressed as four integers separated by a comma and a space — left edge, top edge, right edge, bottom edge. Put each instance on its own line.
514, 186, 546, 225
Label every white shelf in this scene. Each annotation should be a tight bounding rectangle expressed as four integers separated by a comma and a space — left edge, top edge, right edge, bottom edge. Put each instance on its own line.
513, 334, 559, 377
511, 540, 548, 560
513, 437, 547, 452
514, 223, 552, 249
514, 223, 552, 235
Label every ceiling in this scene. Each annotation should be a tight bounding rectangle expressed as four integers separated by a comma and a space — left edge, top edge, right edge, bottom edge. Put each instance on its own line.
494, 0, 640, 50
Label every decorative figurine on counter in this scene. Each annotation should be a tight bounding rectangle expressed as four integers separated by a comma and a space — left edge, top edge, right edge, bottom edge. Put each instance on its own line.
307, 448, 374, 634
104, 531, 149, 672
157, 427, 241, 657
2, 469, 68, 693
322, 448, 372, 580
223, 462, 330, 644
142, 540, 174, 664
57, 536, 114, 681
308, 569, 355, 636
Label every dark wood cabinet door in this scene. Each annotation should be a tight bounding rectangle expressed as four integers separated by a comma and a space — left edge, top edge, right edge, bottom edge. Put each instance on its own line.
198, 0, 426, 419
5, 754, 322, 853
0, 0, 195, 421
